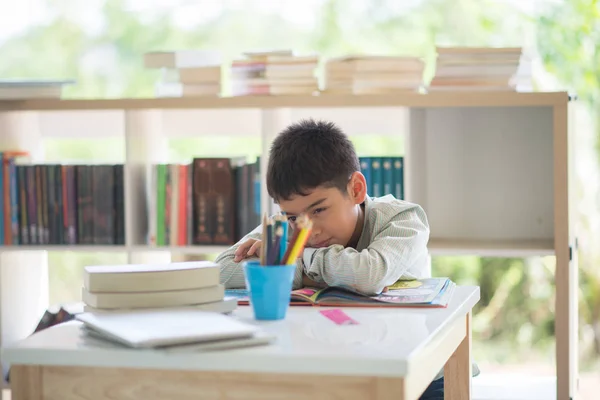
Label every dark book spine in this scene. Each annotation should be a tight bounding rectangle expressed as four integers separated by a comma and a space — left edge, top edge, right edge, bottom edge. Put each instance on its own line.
211, 158, 235, 245
9, 158, 19, 244
46, 165, 56, 244
113, 165, 125, 245
16, 166, 28, 245
92, 166, 101, 244
54, 165, 64, 245
98, 165, 114, 244
61, 166, 68, 244
192, 158, 213, 245
26, 166, 37, 244
85, 165, 94, 244
76, 165, 92, 244
186, 163, 193, 245
177, 164, 187, 246
35, 165, 44, 244
66, 165, 77, 244
2, 156, 11, 245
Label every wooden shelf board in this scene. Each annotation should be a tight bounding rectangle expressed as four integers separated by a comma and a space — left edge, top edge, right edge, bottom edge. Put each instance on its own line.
135, 245, 230, 254
428, 238, 555, 257
0, 245, 229, 254
0, 92, 569, 111
0, 241, 554, 256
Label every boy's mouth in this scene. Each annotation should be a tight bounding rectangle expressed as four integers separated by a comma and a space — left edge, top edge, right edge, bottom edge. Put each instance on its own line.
311, 239, 331, 248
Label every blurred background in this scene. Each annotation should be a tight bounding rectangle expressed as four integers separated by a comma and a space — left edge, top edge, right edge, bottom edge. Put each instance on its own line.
1, 0, 598, 397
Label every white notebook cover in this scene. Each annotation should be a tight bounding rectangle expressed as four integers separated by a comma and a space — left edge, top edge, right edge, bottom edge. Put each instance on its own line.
75, 309, 259, 348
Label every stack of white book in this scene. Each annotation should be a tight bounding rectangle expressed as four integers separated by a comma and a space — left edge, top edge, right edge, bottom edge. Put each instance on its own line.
322, 56, 425, 94
0, 79, 75, 99
230, 50, 319, 96
143, 50, 222, 97
428, 47, 531, 92
81, 261, 236, 314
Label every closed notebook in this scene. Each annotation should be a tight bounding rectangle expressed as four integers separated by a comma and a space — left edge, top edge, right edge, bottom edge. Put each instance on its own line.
75, 309, 259, 348
83, 261, 219, 293
82, 284, 224, 309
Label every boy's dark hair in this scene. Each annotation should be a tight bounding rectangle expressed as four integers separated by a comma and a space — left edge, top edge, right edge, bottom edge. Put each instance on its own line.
267, 119, 360, 201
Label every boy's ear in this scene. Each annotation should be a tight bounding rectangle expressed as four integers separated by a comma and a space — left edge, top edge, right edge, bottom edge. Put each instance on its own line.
348, 171, 367, 204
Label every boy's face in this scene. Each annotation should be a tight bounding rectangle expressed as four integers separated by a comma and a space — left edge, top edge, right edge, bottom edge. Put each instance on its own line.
278, 172, 367, 249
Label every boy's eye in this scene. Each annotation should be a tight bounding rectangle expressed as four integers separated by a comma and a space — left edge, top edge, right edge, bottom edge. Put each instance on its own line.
287, 216, 297, 223
313, 207, 326, 215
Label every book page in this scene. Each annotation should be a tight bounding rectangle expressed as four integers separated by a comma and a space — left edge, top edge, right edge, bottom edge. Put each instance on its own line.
290, 287, 322, 303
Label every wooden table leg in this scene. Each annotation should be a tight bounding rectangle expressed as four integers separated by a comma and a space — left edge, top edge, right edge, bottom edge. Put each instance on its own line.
10, 365, 43, 400
444, 312, 472, 400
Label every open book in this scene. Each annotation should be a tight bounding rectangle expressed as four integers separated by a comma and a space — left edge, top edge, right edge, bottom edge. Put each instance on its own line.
226, 277, 455, 308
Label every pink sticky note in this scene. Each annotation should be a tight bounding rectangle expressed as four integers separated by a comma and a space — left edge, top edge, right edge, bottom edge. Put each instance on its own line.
319, 309, 359, 325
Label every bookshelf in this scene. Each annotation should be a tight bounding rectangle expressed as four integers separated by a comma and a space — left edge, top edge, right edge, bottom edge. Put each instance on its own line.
0, 91, 576, 399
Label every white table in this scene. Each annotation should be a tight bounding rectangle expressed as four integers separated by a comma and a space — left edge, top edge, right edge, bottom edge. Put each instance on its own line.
2, 286, 479, 400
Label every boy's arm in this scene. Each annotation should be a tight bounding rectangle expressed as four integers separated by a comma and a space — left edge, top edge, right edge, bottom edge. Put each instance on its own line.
214, 226, 304, 289
301, 205, 430, 295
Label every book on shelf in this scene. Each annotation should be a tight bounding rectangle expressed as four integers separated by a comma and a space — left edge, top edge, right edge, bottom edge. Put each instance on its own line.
230, 49, 319, 96
428, 46, 532, 92
0, 153, 124, 246
148, 156, 261, 247
322, 55, 425, 94
226, 277, 455, 308
143, 50, 222, 97
0, 79, 75, 99
359, 156, 404, 199
147, 155, 403, 248
143, 50, 222, 69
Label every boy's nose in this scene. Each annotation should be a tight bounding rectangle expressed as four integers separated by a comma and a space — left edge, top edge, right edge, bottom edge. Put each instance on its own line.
308, 227, 322, 242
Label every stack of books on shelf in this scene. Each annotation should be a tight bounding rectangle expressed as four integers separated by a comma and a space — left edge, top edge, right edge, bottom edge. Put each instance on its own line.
230, 50, 319, 96
322, 56, 425, 94
143, 50, 222, 97
0, 79, 74, 100
148, 155, 407, 248
0, 151, 124, 246
360, 156, 405, 199
148, 157, 261, 247
429, 46, 531, 92
82, 261, 237, 314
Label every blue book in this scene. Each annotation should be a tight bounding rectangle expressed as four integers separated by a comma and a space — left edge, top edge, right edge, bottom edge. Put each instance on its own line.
392, 157, 404, 200
371, 157, 383, 197
359, 157, 371, 195
382, 157, 393, 195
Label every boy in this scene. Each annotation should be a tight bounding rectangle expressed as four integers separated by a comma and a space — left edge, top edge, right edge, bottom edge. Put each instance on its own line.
215, 119, 476, 399
215, 118, 430, 295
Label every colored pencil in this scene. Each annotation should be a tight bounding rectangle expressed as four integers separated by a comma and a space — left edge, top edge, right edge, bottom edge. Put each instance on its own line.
279, 215, 288, 264
259, 213, 268, 265
281, 224, 302, 264
284, 222, 312, 264
268, 226, 283, 265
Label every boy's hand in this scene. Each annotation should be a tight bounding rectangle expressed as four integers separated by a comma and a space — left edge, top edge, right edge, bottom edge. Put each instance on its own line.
233, 239, 262, 263
302, 273, 327, 288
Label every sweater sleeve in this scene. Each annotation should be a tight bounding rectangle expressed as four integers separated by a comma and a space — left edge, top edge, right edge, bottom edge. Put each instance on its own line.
301, 205, 430, 295
214, 225, 304, 289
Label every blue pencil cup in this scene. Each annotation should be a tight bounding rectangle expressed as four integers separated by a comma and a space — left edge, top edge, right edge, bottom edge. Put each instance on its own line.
243, 260, 295, 321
